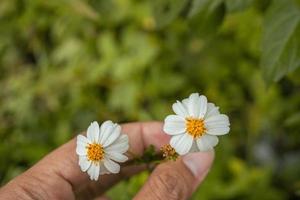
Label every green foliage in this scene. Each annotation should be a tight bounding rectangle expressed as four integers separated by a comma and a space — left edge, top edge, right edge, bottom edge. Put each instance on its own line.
153, 0, 300, 83
188, 0, 223, 18
152, 0, 189, 28
225, 0, 254, 12
261, 0, 300, 83
0, 0, 300, 199
132, 145, 162, 164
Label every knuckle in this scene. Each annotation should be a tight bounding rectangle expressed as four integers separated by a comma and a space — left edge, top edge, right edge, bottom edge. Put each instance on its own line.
16, 171, 72, 200
16, 175, 51, 200
148, 166, 189, 200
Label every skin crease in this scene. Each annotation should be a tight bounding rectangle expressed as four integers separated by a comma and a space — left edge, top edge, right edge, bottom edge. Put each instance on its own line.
0, 122, 214, 200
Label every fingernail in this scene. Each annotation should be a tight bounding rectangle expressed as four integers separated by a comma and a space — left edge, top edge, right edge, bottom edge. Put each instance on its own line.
182, 151, 214, 178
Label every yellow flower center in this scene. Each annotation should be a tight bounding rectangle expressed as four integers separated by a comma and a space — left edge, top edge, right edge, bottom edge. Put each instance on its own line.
161, 144, 178, 161
87, 143, 104, 162
185, 117, 206, 138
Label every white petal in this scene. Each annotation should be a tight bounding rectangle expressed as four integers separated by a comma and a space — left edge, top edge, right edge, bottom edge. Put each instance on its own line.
170, 133, 193, 155
205, 103, 220, 119
87, 165, 94, 180
102, 124, 121, 147
87, 164, 100, 181
203, 135, 219, 147
163, 115, 186, 135
77, 135, 90, 145
198, 95, 208, 118
106, 134, 129, 153
187, 93, 207, 118
99, 120, 115, 144
104, 158, 120, 174
205, 114, 230, 126
76, 144, 87, 156
99, 163, 110, 175
172, 101, 188, 117
76, 135, 89, 155
87, 121, 100, 142
205, 114, 230, 135
79, 156, 91, 172
182, 98, 189, 108
187, 93, 200, 117
196, 135, 218, 151
106, 151, 128, 162
189, 141, 198, 153
206, 127, 230, 135
93, 164, 100, 181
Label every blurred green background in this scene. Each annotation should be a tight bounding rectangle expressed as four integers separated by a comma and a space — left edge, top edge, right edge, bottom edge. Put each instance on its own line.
1, 0, 300, 199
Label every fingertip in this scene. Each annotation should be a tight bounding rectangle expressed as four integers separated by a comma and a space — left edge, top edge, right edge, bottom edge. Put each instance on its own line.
182, 150, 215, 180
121, 121, 170, 156
134, 151, 214, 200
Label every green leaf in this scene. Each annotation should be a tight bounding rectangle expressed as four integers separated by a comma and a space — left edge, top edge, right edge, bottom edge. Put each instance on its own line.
285, 112, 300, 126
225, 0, 253, 13
188, 0, 225, 36
295, 0, 300, 7
152, 0, 225, 31
261, 0, 300, 83
188, 0, 223, 18
152, 0, 189, 28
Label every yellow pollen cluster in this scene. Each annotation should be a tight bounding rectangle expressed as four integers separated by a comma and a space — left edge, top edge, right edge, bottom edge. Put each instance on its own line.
87, 143, 104, 162
185, 117, 206, 138
161, 144, 178, 161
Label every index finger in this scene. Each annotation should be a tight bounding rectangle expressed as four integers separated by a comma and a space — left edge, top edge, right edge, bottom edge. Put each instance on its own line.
22, 122, 170, 198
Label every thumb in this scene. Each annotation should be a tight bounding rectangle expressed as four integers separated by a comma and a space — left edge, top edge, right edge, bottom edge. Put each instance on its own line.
134, 151, 214, 200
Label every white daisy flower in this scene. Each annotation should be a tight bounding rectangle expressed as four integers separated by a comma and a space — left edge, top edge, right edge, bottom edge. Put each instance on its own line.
76, 121, 129, 181
163, 93, 230, 155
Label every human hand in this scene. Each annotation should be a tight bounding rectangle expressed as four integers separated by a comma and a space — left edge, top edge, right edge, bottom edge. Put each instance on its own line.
0, 122, 214, 200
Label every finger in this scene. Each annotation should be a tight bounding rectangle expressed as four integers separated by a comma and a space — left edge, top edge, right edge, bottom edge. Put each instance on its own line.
66, 122, 170, 195
2, 122, 170, 199
75, 164, 146, 199
134, 151, 214, 200
94, 195, 111, 200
